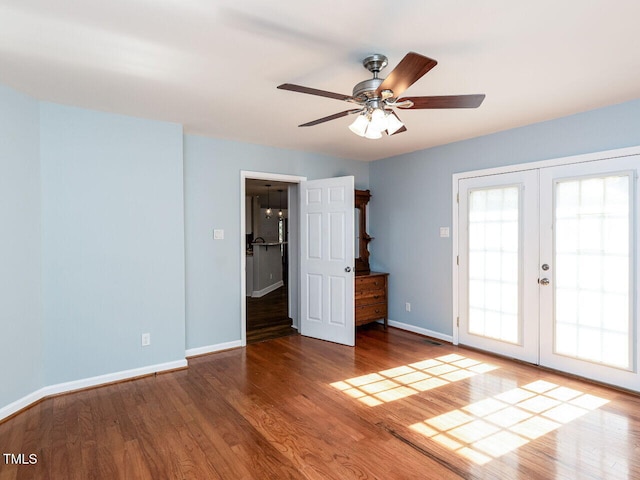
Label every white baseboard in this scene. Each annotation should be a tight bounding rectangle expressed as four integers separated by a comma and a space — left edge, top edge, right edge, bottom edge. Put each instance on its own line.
2, 321, 451, 422
0, 359, 187, 422
386, 319, 453, 343
185, 340, 242, 358
0, 388, 45, 424
251, 280, 284, 298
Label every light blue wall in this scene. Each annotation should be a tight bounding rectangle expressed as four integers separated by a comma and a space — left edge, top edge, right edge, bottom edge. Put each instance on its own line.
369, 99, 640, 337
4, 74, 638, 413
184, 135, 369, 350
0, 85, 43, 408
0, 83, 367, 413
40, 103, 186, 385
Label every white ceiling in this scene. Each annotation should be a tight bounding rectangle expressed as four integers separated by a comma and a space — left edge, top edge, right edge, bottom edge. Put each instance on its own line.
2, 1, 640, 161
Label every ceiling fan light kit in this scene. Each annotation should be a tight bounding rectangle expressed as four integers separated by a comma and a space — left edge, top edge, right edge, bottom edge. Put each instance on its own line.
348, 113, 369, 136
348, 106, 404, 139
277, 52, 485, 139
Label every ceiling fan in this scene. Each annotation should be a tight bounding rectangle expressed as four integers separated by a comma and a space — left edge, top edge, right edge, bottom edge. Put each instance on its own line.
277, 52, 485, 139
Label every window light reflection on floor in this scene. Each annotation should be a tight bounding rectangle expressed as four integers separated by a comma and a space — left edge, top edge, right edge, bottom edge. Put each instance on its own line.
330, 354, 499, 406
410, 380, 610, 465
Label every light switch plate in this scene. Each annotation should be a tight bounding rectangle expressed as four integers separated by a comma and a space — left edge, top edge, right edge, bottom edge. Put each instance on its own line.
439, 227, 450, 238
213, 229, 224, 240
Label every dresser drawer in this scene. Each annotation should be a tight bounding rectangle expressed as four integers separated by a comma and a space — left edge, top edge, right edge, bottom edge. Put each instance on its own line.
355, 275, 386, 290
355, 288, 386, 304
355, 304, 388, 325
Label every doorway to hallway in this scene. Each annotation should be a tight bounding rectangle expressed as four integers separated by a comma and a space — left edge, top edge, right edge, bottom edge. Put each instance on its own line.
245, 178, 296, 343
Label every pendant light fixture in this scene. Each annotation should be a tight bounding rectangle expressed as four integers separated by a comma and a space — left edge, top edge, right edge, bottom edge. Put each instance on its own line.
278, 189, 284, 217
265, 184, 272, 219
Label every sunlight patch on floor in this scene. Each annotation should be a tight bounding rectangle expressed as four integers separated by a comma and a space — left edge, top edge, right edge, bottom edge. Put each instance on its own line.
410, 380, 609, 465
330, 354, 499, 406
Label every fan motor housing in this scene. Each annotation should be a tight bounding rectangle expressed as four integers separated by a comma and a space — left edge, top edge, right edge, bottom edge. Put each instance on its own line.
352, 54, 389, 101
352, 78, 383, 101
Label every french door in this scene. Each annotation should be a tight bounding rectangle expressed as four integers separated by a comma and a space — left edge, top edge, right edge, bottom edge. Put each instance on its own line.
458, 155, 639, 391
539, 158, 637, 388
458, 170, 539, 363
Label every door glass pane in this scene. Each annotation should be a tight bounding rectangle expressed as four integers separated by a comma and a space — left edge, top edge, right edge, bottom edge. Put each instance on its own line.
468, 186, 520, 344
554, 175, 630, 369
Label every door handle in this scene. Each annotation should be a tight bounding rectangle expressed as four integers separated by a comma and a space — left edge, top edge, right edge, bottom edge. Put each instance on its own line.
345, 266, 352, 273
539, 278, 550, 286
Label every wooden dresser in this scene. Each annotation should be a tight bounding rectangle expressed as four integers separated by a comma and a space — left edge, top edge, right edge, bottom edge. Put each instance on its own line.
355, 272, 389, 328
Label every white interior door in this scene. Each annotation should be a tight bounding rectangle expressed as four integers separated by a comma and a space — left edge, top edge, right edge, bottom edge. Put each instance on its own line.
458, 170, 539, 363
539, 156, 639, 390
299, 176, 355, 346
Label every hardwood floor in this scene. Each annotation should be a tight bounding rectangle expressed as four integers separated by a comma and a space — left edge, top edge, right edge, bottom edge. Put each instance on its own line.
2, 325, 639, 479
246, 285, 296, 344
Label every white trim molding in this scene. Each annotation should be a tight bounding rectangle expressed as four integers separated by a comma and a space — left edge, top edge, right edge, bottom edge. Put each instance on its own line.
0, 389, 44, 424
0, 359, 187, 422
185, 340, 242, 358
386, 319, 454, 343
251, 280, 284, 298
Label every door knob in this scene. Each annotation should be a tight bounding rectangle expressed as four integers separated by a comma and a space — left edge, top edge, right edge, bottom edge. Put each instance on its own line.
345, 266, 352, 273
539, 278, 550, 286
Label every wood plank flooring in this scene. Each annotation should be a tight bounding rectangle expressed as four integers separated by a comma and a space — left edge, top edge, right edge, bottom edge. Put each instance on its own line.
1, 325, 639, 479
246, 286, 296, 344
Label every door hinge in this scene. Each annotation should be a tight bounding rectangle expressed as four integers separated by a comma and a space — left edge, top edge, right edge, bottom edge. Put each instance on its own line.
456, 316, 459, 327
456, 255, 459, 266
456, 192, 459, 203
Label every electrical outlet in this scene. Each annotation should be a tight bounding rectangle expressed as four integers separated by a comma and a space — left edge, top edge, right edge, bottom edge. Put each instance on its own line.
213, 229, 224, 240
406, 302, 411, 312
141, 333, 151, 346
439, 227, 450, 238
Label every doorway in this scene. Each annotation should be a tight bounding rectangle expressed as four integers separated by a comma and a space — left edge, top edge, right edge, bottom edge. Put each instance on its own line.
455, 152, 639, 391
240, 171, 306, 346
245, 179, 296, 343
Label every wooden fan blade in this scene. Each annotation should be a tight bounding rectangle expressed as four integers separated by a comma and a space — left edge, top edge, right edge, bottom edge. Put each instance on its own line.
398, 94, 485, 109
278, 83, 352, 102
376, 52, 437, 98
390, 125, 407, 136
386, 111, 407, 136
299, 109, 361, 127
387, 125, 407, 136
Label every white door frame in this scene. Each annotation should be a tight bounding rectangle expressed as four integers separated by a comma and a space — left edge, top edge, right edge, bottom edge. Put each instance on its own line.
240, 171, 307, 346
